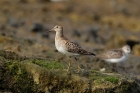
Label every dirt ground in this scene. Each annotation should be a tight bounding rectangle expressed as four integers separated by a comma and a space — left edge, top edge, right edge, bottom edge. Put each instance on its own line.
0, 0, 140, 79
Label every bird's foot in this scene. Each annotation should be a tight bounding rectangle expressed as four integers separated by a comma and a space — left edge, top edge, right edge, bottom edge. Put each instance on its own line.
67, 61, 71, 73
75, 65, 83, 73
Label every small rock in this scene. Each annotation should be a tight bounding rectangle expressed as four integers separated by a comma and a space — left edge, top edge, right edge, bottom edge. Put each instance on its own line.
133, 44, 140, 56
100, 68, 106, 72
7, 18, 25, 28
93, 14, 100, 21
1, 32, 6, 36
88, 26, 99, 38
0, 24, 5, 30
42, 33, 49, 38
126, 39, 139, 49
85, 26, 102, 43
7, 18, 18, 28
38, 0, 51, 3
72, 29, 81, 37
107, 33, 126, 48
19, 0, 28, 3
24, 39, 35, 45
50, 0, 69, 2
31, 23, 44, 32
121, 8, 130, 16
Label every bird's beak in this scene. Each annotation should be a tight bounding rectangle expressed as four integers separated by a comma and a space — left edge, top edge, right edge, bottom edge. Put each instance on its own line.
47, 30, 51, 33
47, 29, 54, 33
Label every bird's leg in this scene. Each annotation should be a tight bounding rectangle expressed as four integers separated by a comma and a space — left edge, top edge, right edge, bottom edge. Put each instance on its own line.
74, 57, 78, 61
76, 62, 82, 73
74, 57, 82, 73
67, 61, 71, 72
111, 63, 117, 72
67, 56, 72, 72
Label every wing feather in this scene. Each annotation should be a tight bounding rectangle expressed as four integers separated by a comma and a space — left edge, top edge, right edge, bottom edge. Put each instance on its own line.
65, 41, 95, 56
99, 49, 124, 59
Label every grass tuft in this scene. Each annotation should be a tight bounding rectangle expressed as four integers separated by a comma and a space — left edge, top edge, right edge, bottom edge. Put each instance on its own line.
30, 59, 64, 69
104, 76, 119, 84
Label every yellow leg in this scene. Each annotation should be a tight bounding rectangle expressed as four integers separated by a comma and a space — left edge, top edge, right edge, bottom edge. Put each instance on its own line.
67, 61, 71, 72
75, 63, 82, 73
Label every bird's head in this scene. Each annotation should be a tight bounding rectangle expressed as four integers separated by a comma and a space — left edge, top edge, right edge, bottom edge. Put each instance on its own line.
48, 25, 63, 33
122, 45, 131, 54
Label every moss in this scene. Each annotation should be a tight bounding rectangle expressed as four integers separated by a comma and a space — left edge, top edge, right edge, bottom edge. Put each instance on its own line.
21, 62, 90, 93
29, 59, 64, 69
104, 76, 119, 84
90, 74, 119, 85
90, 70, 104, 80
0, 50, 140, 93
4, 61, 40, 93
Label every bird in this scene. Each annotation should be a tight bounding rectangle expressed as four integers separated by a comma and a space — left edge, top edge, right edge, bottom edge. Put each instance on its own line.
48, 25, 96, 72
96, 45, 131, 63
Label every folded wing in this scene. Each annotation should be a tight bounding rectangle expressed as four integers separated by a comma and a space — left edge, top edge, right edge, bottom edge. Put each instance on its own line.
66, 41, 95, 56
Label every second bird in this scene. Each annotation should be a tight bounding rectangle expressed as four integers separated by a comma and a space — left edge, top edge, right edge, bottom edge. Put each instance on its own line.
96, 45, 131, 63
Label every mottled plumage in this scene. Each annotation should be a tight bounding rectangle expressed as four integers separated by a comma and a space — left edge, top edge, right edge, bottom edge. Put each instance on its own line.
66, 41, 95, 55
49, 25, 96, 72
49, 25, 95, 56
97, 45, 131, 63
98, 49, 124, 59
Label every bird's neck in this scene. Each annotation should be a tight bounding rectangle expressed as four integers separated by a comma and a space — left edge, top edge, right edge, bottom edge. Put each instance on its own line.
125, 53, 129, 57
55, 31, 64, 39
123, 50, 129, 57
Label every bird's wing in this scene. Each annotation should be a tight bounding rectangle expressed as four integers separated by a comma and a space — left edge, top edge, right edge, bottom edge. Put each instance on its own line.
65, 41, 95, 56
99, 49, 124, 59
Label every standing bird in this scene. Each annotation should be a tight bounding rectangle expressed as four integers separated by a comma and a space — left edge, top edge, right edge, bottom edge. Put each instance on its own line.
48, 25, 96, 72
96, 45, 131, 63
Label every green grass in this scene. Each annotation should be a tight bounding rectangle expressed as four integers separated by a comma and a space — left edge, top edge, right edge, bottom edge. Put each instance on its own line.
30, 59, 64, 69
5, 61, 39, 92
90, 73, 119, 84
104, 76, 119, 84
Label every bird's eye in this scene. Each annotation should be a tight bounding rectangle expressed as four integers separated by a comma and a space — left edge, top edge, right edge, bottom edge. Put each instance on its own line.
127, 49, 130, 51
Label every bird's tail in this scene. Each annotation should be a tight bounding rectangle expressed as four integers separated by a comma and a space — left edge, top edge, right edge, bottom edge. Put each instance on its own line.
81, 49, 96, 56
90, 52, 96, 57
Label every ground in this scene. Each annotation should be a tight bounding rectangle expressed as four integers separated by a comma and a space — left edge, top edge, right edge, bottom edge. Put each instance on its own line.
0, 50, 140, 93
0, 0, 140, 92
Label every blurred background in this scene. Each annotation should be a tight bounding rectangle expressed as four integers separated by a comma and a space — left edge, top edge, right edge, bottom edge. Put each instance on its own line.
0, 0, 140, 78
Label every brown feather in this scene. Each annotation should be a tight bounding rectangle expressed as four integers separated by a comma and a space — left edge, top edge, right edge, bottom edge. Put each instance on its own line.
98, 49, 124, 59
66, 41, 95, 56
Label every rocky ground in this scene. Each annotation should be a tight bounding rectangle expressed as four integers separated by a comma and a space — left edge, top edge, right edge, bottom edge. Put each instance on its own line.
0, 50, 140, 93
0, 0, 140, 92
